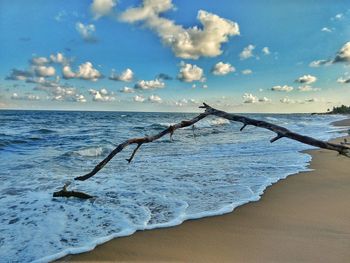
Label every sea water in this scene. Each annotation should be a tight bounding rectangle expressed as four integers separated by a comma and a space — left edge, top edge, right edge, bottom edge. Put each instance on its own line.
0, 110, 347, 262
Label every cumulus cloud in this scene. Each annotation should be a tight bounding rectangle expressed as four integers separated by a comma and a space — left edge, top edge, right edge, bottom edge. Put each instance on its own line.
239, 44, 255, 60
34, 65, 56, 77
109, 68, 134, 82
295, 74, 317, 84
243, 93, 270, 103
91, 0, 117, 19
62, 65, 76, 79
76, 22, 97, 42
271, 85, 294, 92
148, 94, 162, 103
211, 62, 235, 76
298, 85, 320, 92
262, 46, 270, 55
120, 86, 135, 93
11, 93, 40, 101
243, 93, 258, 103
310, 42, 350, 66
241, 69, 252, 75
30, 57, 49, 66
34, 80, 86, 102
134, 95, 145, 102
280, 98, 295, 104
6, 69, 33, 81
134, 79, 165, 90
333, 42, 350, 63
119, 1, 239, 59
50, 52, 69, 65
76, 62, 102, 81
337, 77, 350, 84
89, 88, 115, 102
174, 98, 198, 107
177, 62, 204, 82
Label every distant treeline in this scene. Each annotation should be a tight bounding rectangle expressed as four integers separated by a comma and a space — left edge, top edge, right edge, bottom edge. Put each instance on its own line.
327, 105, 350, 114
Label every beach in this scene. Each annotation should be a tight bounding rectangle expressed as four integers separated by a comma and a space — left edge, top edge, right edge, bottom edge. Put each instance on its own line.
63, 118, 350, 263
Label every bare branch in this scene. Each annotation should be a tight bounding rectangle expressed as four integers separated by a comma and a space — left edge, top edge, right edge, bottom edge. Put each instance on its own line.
240, 124, 247, 131
73, 103, 350, 183
53, 184, 93, 199
126, 143, 142, 163
74, 111, 210, 181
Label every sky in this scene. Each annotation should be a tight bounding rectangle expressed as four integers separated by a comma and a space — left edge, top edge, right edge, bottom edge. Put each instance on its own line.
0, 0, 349, 113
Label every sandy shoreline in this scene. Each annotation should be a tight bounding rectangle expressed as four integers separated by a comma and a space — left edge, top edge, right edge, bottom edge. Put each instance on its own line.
61, 118, 350, 263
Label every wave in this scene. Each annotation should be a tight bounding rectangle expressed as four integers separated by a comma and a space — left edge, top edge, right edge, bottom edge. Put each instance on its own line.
148, 118, 230, 130
73, 146, 104, 157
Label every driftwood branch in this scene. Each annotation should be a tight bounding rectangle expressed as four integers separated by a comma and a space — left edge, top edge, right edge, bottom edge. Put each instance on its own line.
53, 182, 93, 199
72, 103, 349, 183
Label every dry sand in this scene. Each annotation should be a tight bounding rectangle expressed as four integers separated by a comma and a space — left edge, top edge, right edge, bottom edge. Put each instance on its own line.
62, 119, 350, 263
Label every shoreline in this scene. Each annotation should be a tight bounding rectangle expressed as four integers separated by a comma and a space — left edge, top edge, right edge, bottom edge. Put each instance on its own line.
61, 118, 350, 263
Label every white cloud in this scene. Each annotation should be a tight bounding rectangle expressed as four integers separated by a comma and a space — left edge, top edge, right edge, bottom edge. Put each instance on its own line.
280, 98, 295, 104
50, 52, 69, 65
298, 85, 320, 92
243, 93, 270, 103
271, 85, 294, 92
34, 65, 56, 77
109, 68, 134, 82
148, 94, 162, 103
119, 1, 239, 59
309, 59, 331, 67
202, 84, 208, 89
76, 62, 102, 81
337, 77, 350, 84
334, 42, 350, 63
174, 98, 198, 107
30, 56, 49, 66
34, 81, 86, 102
295, 74, 317, 84
177, 62, 204, 82
321, 27, 332, 33
134, 95, 145, 102
11, 93, 40, 101
75, 22, 97, 42
240, 44, 255, 60
120, 86, 135, 93
211, 62, 235, 76
241, 69, 252, 75
262, 46, 270, 55
134, 79, 165, 90
62, 65, 76, 79
333, 13, 344, 20
89, 88, 115, 102
243, 93, 258, 103
91, 0, 116, 19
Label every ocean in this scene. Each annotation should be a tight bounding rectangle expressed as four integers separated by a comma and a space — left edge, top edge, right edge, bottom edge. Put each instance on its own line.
0, 110, 347, 262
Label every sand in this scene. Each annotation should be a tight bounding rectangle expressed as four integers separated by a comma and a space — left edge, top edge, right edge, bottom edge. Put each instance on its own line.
62, 119, 350, 263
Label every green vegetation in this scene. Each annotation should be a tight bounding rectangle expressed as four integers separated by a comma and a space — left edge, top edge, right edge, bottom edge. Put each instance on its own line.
327, 105, 350, 114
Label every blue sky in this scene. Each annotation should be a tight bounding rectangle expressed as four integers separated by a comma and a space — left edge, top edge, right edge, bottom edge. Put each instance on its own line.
0, 0, 349, 112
